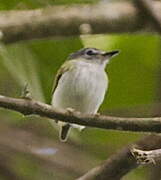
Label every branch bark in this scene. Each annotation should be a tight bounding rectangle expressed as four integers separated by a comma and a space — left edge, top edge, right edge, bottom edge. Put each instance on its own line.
0, 2, 161, 44
134, 0, 161, 33
1, 95, 161, 133
77, 135, 161, 180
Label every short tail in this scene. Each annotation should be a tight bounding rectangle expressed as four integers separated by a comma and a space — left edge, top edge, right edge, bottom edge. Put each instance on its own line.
59, 124, 71, 142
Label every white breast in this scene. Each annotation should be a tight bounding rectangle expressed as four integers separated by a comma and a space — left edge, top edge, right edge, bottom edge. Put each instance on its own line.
52, 61, 108, 114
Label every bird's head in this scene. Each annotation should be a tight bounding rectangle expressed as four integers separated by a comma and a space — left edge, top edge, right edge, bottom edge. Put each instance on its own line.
68, 47, 119, 67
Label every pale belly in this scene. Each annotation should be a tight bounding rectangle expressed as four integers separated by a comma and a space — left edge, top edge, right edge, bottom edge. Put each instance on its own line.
52, 64, 108, 114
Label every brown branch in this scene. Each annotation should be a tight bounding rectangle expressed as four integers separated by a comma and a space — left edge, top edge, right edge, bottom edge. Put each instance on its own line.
0, 95, 161, 133
135, 0, 161, 33
0, 2, 161, 44
77, 135, 161, 180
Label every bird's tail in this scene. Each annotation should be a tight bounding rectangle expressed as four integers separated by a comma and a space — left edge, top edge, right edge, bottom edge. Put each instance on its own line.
59, 124, 71, 142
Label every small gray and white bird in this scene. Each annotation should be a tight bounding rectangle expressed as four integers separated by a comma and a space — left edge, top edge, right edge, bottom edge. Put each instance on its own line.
51, 48, 119, 142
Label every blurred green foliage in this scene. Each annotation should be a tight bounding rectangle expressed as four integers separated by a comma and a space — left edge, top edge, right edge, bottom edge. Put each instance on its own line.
0, 0, 98, 10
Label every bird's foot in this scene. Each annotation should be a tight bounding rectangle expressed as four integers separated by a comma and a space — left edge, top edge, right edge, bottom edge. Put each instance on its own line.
66, 107, 75, 115
79, 126, 86, 132
131, 148, 156, 165
94, 112, 101, 117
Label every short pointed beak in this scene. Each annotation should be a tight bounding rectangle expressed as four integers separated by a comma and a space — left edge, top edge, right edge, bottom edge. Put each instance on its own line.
102, 50, 120, 58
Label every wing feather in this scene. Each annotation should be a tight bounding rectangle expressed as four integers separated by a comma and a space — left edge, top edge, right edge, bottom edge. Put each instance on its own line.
52, 61, 74, 95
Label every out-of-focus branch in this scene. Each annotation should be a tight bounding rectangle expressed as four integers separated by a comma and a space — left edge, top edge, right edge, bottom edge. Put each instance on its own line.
0, 123, 87, 177
1, 95, 161, 133
0, 2, 161, 44
77, 135, 161, 180
0, 159, 22, 180
135, 0, 161, 33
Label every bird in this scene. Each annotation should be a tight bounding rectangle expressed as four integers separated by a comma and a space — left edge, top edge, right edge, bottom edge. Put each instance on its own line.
51, 47, 119, 142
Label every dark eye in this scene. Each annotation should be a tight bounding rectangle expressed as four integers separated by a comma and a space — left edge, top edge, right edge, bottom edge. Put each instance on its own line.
86, 50, 97, 56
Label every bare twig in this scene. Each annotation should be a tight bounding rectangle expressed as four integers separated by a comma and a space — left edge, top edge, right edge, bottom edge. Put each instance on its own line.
0, 2, 161, 43
20, 83, 32, 99
0, 95, 161, 133
135, 0, 161, 33
77, 135, 161, 180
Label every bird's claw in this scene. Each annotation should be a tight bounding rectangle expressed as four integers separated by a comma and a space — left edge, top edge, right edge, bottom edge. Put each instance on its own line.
94, 112, 100, 117
66, 108, 75, 115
